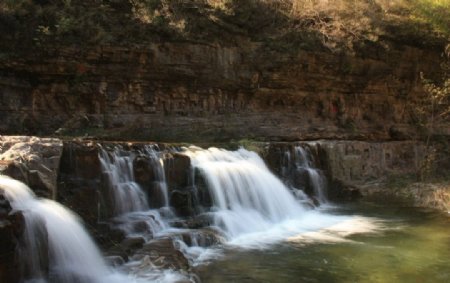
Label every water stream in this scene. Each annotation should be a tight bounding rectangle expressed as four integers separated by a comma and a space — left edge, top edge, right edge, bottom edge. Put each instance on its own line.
195, 204, 450, 283
1, 144, 449, 283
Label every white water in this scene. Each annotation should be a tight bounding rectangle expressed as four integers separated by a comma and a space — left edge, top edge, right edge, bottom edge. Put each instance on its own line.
292, 145, 328, 204
143, 145, 169, 208
0, 143, 384, 282
0, 175, 188, 283
181, 147, 379, 253
0, 176, 112, 282
184, 147, 307, 239
99, 147, 149, 215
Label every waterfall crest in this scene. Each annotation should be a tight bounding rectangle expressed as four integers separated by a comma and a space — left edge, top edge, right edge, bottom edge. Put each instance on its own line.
99, 147, 149, 215
184, 147, 306, 238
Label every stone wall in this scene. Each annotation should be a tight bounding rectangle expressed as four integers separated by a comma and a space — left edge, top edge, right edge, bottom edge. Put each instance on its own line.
0, 43, 444, 142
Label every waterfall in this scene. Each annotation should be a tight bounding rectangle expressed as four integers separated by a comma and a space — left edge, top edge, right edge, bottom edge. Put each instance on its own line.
99, 147, 149, 215
99, 145, 172, 240
184, 147, 306, 239
0, 176, 111, 283
0, 175, 188, 283
293, 145, 328, 204
143, 145, 169, 208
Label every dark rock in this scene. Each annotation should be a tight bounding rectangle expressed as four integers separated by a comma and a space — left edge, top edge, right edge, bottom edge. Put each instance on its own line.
0, 220, 19, 283
133, 155, 156, 187
193, 169, 212, 209
0, 191, 19, 283
170, 188, 196, 217
178, 228, 225, 247
120, 236, 146, 254
0, 194, 12, 218
166, 153, 191, 190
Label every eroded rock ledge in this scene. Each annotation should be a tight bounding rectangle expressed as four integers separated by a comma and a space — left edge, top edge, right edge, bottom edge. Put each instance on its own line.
0, 136, 448, 214
0, 136, 63, 198
0, 42, 445, 142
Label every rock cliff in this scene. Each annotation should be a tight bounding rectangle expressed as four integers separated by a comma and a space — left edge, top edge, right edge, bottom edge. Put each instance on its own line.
0, 43, 444, 142
1, 1, 448, 142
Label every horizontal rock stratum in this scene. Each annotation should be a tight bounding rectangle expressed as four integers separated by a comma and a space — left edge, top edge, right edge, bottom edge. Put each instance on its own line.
0, 43, 445, 142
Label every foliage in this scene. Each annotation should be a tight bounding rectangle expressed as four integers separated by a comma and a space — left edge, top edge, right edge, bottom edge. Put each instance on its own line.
410, 0, 450, 35
410, 46, 450, 181
0, 0, 448, 56
237, 138, 265, 154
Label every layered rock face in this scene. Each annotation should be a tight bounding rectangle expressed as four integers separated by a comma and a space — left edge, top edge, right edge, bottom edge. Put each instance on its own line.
265, 141, 425, 198
0, 43, 443, 141
0, 136, 63, 198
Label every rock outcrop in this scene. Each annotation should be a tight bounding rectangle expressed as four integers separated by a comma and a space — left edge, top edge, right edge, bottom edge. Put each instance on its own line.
0, 42, 444, 142
265, 141, 427, 199
318, 140, 424, 186
0, 136, 63, 198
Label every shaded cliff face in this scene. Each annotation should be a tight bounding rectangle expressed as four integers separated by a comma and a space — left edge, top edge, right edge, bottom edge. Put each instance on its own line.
0, 42, 444, 142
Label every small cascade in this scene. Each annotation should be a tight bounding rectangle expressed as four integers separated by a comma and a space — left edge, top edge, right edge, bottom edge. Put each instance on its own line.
99, 145, 173, 240
184, 147, 306, 238
142, 145, 169, 208
283, 145, 328, 204
99, 147, 149, 215
0, 176, 112, 283
294, 145, 328, 204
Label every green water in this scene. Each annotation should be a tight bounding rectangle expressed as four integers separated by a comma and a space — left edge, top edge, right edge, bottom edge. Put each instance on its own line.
195, 203, 450, 283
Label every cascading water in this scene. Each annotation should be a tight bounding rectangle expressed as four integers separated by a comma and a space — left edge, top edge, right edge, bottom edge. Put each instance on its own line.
184, 147, 307, 239
99, 145, 171, 240
99, 147, 149, 215
0, 175, 187, 283
293, 145, 328, 204
142, 145, 169, 208
0, 176, 113, 283
181, 146, 376, 252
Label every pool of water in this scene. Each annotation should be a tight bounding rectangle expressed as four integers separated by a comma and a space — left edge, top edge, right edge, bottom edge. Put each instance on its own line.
194, 202, 450, 283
